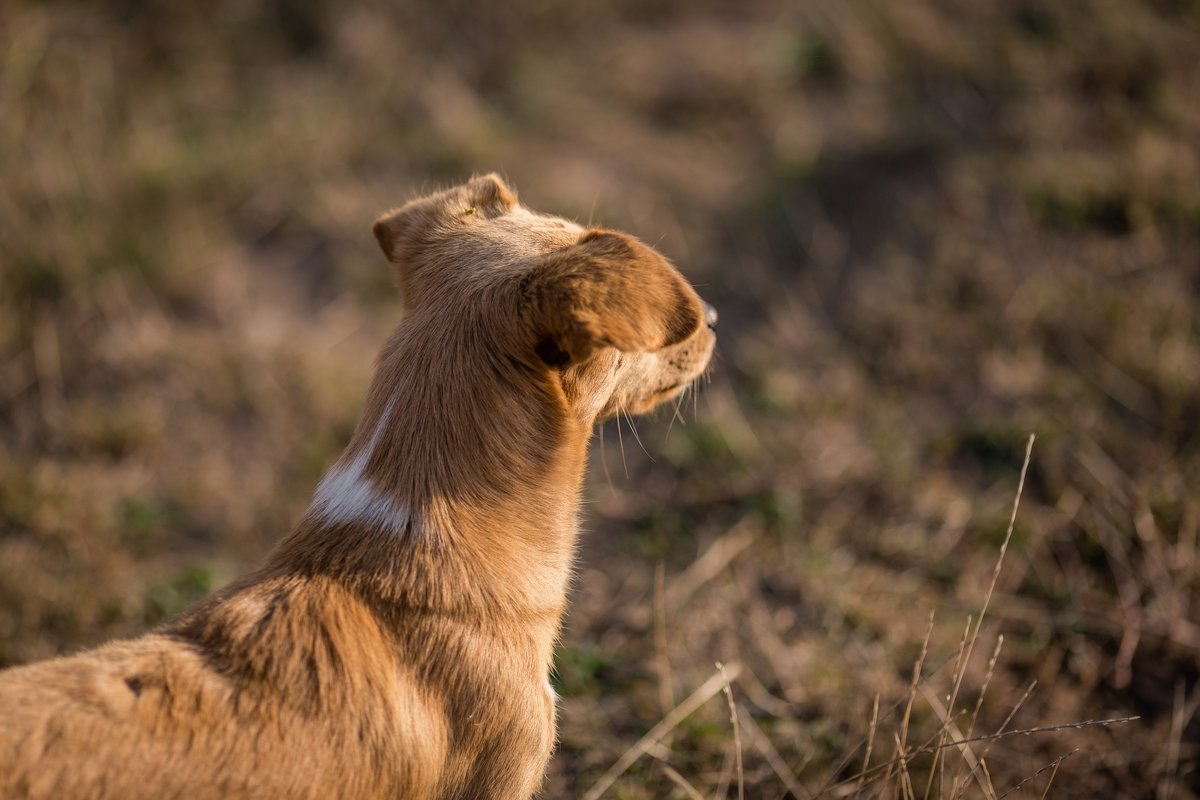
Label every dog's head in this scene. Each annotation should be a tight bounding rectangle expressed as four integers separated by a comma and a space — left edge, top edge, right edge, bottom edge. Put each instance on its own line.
372, 174, 715, 423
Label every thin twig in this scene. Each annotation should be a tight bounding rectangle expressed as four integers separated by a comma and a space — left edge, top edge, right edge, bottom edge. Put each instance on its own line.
738, 706, 810, 799
660, 763, 706, 800
654, 561, 676, 720
667, 516, 759, 610
952, 635, 1005, 800
927, 616, 974, 800
1037, 757, 1065, 800
894, 732, 915, 800
997, 749, 1080, 800
1159, 679, 1200, 800
847, 716, 1138, 789
919, 684, 993, 800
973, 433, 1035, 643
937, 435, 1034, 800
719, 663, 744, 800
814, 643, 972, 798
967, 635, 1005, 743
583, 663, 743, 800
859, 694, 880, 796
890, 609, 935, 788
980, 680, 1038, 765
715, 740, 734, 800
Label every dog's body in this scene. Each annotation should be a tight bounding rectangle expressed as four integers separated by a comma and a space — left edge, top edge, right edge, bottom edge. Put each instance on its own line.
0, 175, 715, 799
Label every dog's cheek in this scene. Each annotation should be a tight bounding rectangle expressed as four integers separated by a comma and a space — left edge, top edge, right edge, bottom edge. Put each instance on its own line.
564, 352, 622, 421
606, 354, 656, 414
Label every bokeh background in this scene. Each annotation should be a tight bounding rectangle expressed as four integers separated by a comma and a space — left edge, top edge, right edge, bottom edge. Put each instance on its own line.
2, 1, 1199, 797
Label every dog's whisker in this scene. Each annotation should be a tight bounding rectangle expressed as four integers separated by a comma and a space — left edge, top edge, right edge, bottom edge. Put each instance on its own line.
665, 393, 686, 442
616, 413, 630, 479
599, 418, 614, 491
623, 409, 654, 462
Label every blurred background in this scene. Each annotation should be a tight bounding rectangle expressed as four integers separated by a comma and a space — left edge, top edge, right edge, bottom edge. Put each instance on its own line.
2, 1, 1199, 797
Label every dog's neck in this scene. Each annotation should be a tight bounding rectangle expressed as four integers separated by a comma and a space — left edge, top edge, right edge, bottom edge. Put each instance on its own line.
267, 315, 588, 629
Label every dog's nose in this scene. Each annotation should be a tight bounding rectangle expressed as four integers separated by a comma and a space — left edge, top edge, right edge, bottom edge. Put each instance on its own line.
703, 302, 718, 330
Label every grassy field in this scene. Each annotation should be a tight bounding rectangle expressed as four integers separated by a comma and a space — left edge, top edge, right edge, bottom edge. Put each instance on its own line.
2, 1, 1199, 797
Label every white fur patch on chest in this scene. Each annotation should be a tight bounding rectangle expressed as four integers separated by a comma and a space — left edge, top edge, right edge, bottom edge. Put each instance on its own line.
310, 403, 408, 533
311, 449, 407, 532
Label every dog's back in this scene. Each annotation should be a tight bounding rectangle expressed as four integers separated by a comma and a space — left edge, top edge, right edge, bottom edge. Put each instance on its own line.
0, 574, 433, 799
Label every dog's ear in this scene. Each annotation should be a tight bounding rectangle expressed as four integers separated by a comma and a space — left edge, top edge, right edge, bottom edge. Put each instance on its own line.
528, 230, 703, 365
372, 201, 433, 266
373, 174, 519, 300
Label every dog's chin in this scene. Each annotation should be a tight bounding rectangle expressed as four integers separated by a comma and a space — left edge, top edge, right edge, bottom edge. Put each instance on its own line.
626, 382, 688, 415
593, 385, 679, 421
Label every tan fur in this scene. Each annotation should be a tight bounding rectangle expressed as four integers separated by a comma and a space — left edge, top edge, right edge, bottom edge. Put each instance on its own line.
0, 174, 715, 800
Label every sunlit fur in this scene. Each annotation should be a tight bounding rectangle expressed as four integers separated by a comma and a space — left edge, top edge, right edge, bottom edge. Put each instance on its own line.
0, 174, 715, 799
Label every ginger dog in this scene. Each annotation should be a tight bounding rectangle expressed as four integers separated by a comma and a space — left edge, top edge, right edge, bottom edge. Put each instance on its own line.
0, 174, 716, 799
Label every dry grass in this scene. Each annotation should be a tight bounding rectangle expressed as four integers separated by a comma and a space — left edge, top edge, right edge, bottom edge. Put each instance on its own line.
2, 0, 1200, 796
